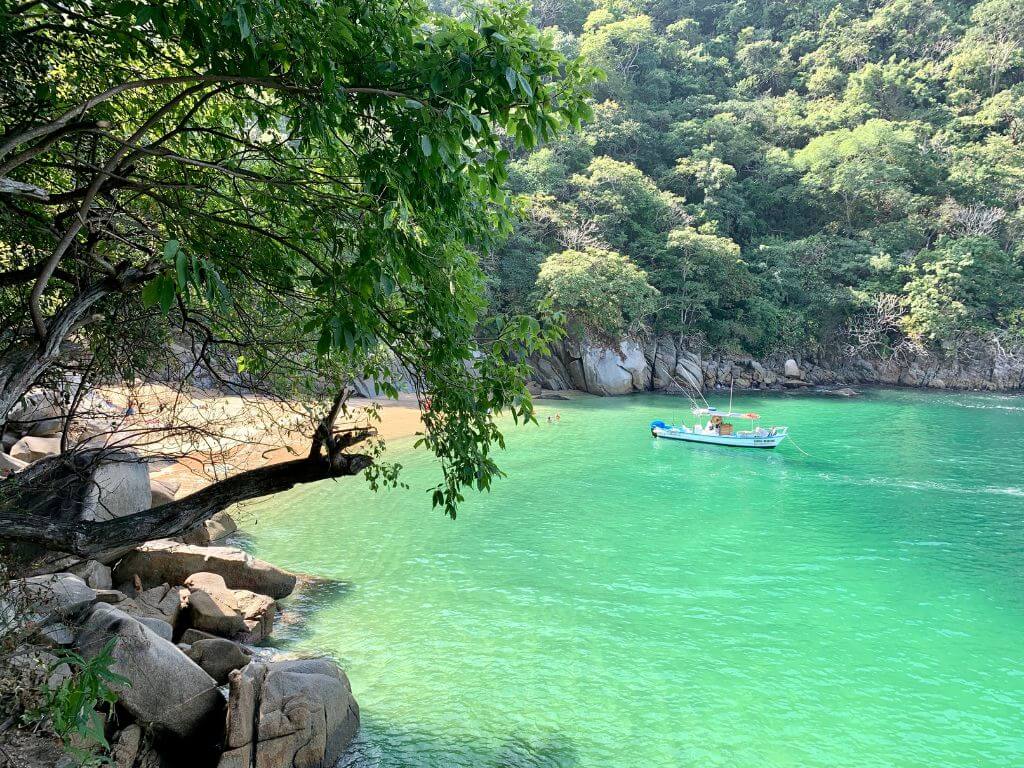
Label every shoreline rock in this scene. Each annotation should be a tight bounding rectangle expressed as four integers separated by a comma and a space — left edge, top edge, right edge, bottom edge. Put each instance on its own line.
113, 539, 297, 599
527, 335, 1024, 396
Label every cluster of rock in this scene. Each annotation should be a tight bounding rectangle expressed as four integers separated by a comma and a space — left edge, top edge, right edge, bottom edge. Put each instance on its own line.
5, 534, 359, 767
526, 336, 1024, 395
0, 392, 183, 513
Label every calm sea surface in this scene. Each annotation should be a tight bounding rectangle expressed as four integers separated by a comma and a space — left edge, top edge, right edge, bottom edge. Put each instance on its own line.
243, 390, 1024, 767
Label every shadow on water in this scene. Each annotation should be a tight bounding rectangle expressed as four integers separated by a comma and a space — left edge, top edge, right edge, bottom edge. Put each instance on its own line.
338, 716, 580, 768
260, 578, 356, 651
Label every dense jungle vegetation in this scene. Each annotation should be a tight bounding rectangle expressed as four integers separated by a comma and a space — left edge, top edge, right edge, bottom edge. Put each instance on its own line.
477, 0, 1024, 360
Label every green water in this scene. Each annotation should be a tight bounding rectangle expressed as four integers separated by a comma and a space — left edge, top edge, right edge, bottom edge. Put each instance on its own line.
243, 390, 1024, 767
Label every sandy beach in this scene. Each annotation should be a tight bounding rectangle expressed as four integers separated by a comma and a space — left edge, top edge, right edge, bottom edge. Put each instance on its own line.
79, 386, 426, 497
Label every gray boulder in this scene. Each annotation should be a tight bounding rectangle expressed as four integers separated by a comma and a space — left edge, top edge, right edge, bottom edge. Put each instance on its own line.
580, 340, 648, 396
75, 604, 224, 744
206, 511, 237, 542
150, 478, 177, 507
187, 586, 247, 637
1, 573, 96, 631
184, 572, 275, 641
10, 435, 61, 463
186, 638, 251, 684
219, 658, 359, 768
118, 584, 187, 627
137, 616, 173, 642
8, 390, 66, 437
182, 511, 238, 546
78, 450, 151, 522
784, 358, 801, 379
114, 539, 296, 599
69, 560, 113, 590
0, 451, 28, 476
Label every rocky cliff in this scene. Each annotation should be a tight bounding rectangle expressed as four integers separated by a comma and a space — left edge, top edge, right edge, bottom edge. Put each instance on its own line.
527, 336, 1024, 395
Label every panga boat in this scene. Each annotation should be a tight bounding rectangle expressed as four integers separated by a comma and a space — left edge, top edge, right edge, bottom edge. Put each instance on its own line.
650, 407, 788, 449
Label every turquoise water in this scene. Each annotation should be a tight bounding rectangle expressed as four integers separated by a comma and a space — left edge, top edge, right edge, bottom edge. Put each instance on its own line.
243, 390, 1024, 767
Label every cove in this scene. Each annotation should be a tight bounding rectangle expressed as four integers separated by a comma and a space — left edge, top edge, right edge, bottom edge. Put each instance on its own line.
242, 390, 1024, 767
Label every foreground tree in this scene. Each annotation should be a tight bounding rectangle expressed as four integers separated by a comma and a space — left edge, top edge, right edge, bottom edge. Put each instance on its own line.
0, 0, 596, 555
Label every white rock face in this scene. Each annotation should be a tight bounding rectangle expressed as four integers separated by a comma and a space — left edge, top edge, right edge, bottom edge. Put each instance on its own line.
581, 340, 649, 396
675, 352, 703, 391
784, 358, 801, 378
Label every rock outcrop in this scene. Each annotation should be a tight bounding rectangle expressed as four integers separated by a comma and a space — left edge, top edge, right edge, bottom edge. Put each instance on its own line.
118, 583, 187, 627
219, 658, 360, 768
182, 511, 238, 546
69, 560, 113, 590
528, 334, 1024, 395
184, 572, 276, 642
10, 435, 61, 463
114, 539, 297, 599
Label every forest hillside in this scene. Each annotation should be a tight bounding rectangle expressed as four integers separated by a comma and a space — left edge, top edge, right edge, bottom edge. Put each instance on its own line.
478, 0, 1024, 369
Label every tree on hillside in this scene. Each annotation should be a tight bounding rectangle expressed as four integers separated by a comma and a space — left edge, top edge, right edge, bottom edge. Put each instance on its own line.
793, 119, 935, 229
656, 226, 740, 340
0, 0, 595, 555
535, 248, 658, 339
903, 236, 1024, 343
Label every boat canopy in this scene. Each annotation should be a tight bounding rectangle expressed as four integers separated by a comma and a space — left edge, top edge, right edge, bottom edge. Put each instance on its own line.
692, 407, 761, 420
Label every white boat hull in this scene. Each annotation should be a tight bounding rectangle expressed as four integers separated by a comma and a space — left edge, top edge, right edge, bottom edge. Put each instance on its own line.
652, 426, 786, 449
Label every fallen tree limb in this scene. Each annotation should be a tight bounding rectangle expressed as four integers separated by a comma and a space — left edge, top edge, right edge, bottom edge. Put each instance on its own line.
0, 448, 372, 558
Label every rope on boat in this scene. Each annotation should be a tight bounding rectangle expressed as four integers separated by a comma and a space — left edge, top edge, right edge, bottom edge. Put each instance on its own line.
785, 433, 813, 458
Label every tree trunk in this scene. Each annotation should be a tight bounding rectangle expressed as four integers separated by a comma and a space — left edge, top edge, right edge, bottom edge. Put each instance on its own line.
0, 448, 371, 559
0, 269, 154, 424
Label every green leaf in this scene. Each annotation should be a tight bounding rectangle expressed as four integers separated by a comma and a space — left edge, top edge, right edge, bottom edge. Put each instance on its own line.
420, 135, 432, 157
505, 67, 517, 91
175, 249, 188, 292
517, 73, 533, 100
236, 4, 251, 40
